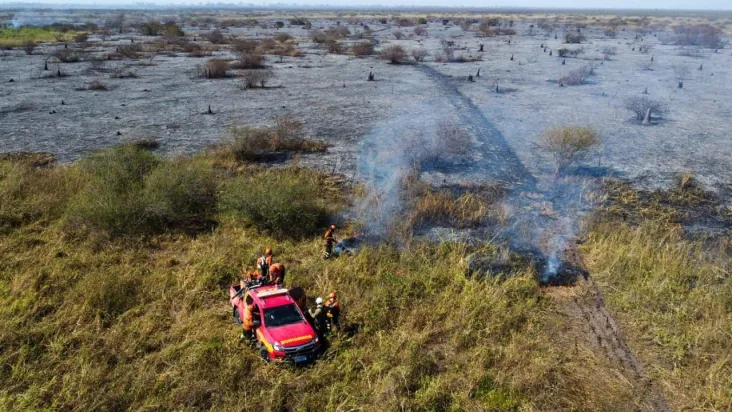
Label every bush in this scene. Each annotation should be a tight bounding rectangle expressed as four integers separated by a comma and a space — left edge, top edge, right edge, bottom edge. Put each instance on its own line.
74, 32, 88, 43
393, 30, 404, 40
379, 45, 406, 64
139, 21, 184, 37
536, 126, 600, 174
88, 80, 107, 90
232, 39, 259, 54
624, 96, 667, 121
198, 59, 229, 78
414, 26, 427, 36
274, 32, 292, 42
325, 39, 343, 54
54, 48, 82, 63
673, 24, 722, 48
558, 65, 593, 86
411, 48, 429, 62
241, 69, 272, 88
556, 46, 583, 58
65, 145, 217, 236
564, 32, 586, 44
22, 40, 36, 55
232, 53, 264, 69
65, 145, 159, 236
117, 43, 142, 59
352, 41, 374, 56
220, 168, 331, 238
309, 30, 326, 43
221, 117, 327, 162
206, 29, 226, 44
142, 158, 217, 227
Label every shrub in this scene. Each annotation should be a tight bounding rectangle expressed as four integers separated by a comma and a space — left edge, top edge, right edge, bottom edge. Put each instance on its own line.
54, 48, 82, 63
198, 59, 229, 78
232, 39, 259, 54
411, 48, 429, 62
290, 17, 309, 26
221, 117, 326, 161
536, 126, 600, 174
241, 69, 272, 88
393, 30, 404, 40
673, 24, 722, 48
88, 56, 106, 70
624, 96, 667, 121
88, 80, 107, 90
558, 65, 593, 86
65, 145, 217, 236
396, 18, 414, 27
325, 39, 343, 54
379, 45, 406, 64
556, 46, 583, 58
22, 40, 36, 55
309, 30, 327, 43
65, 145, 159, 236
275, 21, 285, 29
140, 21, 184, 37
74, 32, 88, 43
274, 32, 292, 42
325, 26, 350, 38
564, 32, 586, 44
352, 41, 374, 56
206, 29, 226, 44
117, 43, 142, 59
220, 168, 331, 238
142, 158, 217, 227
231, 53, 264, 69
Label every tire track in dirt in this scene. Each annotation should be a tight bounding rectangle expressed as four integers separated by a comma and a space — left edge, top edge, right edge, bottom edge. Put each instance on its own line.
416, 64, 536, 191
418, 63, 670, 411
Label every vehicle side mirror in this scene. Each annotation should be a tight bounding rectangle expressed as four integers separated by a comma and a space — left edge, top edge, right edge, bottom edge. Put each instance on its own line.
253, 319, 261, 328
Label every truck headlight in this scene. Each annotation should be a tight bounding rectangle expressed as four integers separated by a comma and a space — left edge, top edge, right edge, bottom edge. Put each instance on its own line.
273, 343, 283, 352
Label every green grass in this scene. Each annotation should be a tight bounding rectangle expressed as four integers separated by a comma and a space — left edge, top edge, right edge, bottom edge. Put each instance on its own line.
0, 27, 75, 48
0, 149, 728, 410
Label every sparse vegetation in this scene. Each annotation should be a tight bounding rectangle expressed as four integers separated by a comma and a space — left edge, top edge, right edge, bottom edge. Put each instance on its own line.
198, 58, 229, 78
88, 80, 107, 90
556, 46, 584, 58
564, 31, 586, 44
241, 69, 272, 88
351, 41, 374, 56
557, 64, 593, 86
379, 44, 407, 64
536, 126, 601, 174
411, 48, 429, 62
673, 24, 722, 48
624, 96, 667, 122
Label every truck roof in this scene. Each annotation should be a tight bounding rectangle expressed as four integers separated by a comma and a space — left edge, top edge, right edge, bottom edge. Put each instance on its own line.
249, 285, 294, 308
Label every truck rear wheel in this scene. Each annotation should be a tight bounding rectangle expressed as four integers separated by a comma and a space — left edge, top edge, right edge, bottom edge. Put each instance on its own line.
233, 307, 242, 325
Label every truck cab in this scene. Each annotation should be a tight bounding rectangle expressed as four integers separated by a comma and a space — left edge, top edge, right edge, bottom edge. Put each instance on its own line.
230, 283, 320, 363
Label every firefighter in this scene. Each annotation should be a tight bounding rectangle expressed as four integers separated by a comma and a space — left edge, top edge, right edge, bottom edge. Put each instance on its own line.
309, 297, 327, 335
239, 303, 256, 343
257, 248, 273, 278
323, 225, 338, 259
325, 291, 340, 333
269, 263, 286, 285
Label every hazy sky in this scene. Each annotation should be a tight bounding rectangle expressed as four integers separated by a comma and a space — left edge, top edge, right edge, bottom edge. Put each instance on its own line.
1, 0, 731, 10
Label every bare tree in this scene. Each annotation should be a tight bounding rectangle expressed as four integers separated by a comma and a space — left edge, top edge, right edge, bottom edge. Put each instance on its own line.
23, 41, 37, 55
241, 69, 273, 88
411, 48, 429, 62
537, 126, 601, 174
624, 96, 667, 122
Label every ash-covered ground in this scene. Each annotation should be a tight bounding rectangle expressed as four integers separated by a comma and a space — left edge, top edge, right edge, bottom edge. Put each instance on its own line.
2, 15, 730, 195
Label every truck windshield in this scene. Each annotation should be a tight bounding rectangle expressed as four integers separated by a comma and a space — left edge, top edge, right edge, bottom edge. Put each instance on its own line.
263, 304, 304, 328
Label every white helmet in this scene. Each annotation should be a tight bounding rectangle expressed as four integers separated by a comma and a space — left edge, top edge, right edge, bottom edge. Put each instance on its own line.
315, 297, 323, 305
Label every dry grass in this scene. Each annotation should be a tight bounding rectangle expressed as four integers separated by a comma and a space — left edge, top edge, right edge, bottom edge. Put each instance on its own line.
581, 222, 731, 411
213, 117, 328, 162
0, 147, 728, 410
